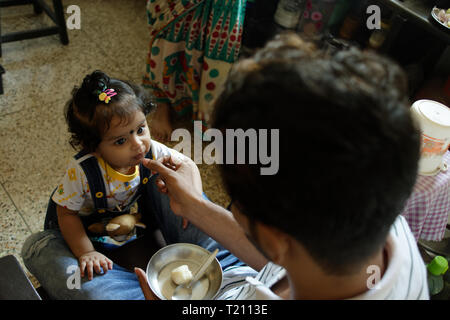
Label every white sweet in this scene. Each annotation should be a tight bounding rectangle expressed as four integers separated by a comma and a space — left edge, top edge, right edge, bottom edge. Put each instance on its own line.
171, 265, 193, 285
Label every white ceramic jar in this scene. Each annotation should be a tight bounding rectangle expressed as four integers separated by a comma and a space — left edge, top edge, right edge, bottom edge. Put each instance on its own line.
410, 99, 450, 176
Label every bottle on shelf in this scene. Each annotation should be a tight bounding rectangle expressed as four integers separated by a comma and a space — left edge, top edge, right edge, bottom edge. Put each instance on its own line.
267, 0, 307, 41
427, 255, 448, 297
274, 0, 307, 30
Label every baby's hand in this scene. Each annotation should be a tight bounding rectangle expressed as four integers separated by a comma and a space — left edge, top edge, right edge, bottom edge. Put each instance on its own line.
78, 251, 113, 280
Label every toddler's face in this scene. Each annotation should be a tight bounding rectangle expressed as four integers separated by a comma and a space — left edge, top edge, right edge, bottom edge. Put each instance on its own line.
95, 110, 151, 174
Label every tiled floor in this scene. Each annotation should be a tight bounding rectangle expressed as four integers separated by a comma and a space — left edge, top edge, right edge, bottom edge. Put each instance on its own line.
0, 0, 229, 288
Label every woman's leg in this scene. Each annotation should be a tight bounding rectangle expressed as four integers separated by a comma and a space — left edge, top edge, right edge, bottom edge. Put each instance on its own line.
149, 102, 173, 142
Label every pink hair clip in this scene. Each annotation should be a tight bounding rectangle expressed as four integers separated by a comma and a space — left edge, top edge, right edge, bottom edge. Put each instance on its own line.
98, 88, 117, 104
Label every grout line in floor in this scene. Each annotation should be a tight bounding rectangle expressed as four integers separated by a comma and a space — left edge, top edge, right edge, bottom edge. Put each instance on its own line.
0, 109, 23, 118
0, 180, 33, 234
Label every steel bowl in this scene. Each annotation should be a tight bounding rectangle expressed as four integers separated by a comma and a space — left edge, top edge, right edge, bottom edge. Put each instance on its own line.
146, 243, 223, 300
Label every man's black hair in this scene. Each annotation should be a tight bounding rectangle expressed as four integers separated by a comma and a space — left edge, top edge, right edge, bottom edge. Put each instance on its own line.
213, 33, 421, 275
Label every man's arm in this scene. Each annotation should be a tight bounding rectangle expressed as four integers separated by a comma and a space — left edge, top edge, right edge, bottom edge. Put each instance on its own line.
143, 156, 268, 271
186, 195, 267, 271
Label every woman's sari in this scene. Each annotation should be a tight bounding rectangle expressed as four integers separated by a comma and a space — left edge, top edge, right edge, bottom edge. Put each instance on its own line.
143, 0, 246, 131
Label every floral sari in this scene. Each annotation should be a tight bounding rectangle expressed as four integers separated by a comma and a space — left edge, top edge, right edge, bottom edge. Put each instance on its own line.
143, 0, 247, 130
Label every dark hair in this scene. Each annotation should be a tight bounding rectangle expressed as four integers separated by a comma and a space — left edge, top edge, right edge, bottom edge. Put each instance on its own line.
65, 70, 156, 152
213, 33, 421, 275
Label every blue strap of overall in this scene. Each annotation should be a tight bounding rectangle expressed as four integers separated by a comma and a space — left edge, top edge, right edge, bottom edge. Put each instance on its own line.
74, 148, 153, 218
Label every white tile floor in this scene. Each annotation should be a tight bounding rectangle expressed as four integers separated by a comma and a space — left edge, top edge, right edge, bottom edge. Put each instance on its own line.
0, 0, 229, 288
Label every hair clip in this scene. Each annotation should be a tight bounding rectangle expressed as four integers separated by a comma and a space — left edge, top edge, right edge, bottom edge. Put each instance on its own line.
98, 88, 117, 104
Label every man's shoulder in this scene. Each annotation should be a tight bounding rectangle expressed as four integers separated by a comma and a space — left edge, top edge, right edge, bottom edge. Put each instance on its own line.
386, 215, 429, 300
390, 215, 416, 245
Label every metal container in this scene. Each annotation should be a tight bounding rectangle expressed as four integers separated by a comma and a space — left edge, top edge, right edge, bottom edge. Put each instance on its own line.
146, 243, 223, 300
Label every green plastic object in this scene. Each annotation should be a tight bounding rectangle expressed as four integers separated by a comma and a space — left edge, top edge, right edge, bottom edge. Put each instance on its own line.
427, 256, 449, 276
427, 256, 449, 296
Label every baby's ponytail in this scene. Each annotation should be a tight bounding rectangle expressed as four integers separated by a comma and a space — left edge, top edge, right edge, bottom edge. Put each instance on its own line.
81, 70, 110, 95
74, 70, 112, 119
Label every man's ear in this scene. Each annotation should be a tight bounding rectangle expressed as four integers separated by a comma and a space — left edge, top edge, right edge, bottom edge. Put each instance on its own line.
255, 222, 291, 265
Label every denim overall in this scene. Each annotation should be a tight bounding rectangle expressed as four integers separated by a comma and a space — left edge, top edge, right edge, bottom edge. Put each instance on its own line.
43, 148, 155, 250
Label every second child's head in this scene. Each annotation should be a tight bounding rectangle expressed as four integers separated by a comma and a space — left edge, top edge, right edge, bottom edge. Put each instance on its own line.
66, 70, 155, 173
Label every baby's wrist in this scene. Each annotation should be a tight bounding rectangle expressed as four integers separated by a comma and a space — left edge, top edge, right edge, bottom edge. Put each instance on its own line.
77, 249, 96, 259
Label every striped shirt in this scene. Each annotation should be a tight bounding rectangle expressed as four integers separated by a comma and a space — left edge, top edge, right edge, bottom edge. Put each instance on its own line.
217, 215, 429, 300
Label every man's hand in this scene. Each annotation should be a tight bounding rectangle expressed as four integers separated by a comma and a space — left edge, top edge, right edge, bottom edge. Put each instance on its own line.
143, 155, 203, 219
78, 251, 113, 280
135, 267, 159, 300
144, 155, 268, 272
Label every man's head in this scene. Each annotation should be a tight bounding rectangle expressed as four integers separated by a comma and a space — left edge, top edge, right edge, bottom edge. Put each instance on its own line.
213, 33, 420, 275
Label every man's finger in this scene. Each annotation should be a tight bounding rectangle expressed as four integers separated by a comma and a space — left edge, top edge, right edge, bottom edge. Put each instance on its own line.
155, 178, 169, 194
182, 218, 189, 230
142, 158, 174, 179
165, 154, 183, 169
134, 267, 159, 300
156, 177, 166, 188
